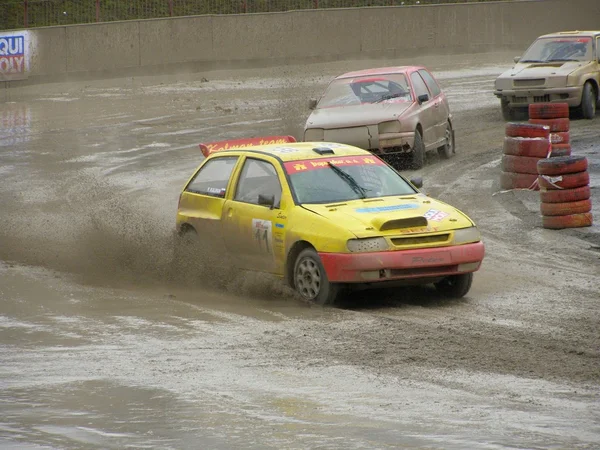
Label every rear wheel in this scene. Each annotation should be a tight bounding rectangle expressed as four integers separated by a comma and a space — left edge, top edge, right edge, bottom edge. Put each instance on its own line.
434, 273, 473, 298
437, 122, 455, 159
294, 248, 341, 306
411, 130, 425, 170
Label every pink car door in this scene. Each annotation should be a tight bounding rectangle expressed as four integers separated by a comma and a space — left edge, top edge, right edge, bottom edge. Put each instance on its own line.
409, 71, 438, 149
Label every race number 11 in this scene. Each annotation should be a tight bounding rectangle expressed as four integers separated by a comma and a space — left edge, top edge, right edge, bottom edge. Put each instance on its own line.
252, 219, 273, 254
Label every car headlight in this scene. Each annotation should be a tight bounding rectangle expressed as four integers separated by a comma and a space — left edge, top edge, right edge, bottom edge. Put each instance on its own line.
378, 120, 402, 134
453, 227, 481, 245
347, 237, 389, 253
304, 128, 324, 141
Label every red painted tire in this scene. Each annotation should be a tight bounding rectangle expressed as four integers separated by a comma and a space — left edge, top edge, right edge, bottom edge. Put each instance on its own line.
500, 171, 539, 190
550, 144, 571, 157
538, 171, 590, 190
529, 103, 569, 120
502, 155, 543, 175
540, 199, 592, 216
550, 132, 570, 144
529, 118, 570, 132
537, 155, 588, 176
540, 186, 591, 203
506, 123, 550, 138
503, 137, 550, 158
542, 212, 593, 229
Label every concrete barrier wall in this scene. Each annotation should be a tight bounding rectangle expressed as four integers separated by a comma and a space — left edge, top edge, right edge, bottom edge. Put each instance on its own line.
9, 0, 600, 85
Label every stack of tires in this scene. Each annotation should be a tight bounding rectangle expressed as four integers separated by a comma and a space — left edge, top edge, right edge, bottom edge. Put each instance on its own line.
528, 103, 571, 157
501, 123, 551, 190
537, 155, 593, 229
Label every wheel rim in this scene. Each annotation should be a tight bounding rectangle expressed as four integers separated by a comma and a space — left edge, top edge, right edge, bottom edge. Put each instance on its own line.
295, 257, 321, 299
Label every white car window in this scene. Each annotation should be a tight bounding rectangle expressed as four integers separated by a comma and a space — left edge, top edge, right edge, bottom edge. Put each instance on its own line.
521, 37, 592, 63
186, 156, 238, 198
234, 158, 282, 207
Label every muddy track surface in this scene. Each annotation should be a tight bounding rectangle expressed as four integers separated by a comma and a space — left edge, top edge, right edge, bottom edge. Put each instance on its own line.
1, 51, 599, 449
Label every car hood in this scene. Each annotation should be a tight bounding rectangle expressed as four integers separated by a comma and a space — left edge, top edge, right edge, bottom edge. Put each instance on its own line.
498, 60, 590, 79
305, 102, 412, 129
302, 194, 474, 238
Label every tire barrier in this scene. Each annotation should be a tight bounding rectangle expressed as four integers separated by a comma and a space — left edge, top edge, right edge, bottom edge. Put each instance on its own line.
501, 123, 550, 190
529, 103, 570, 120
536, 155, 593, 229
550, 144, 571, 157
529, 118, 570, 132
550, 131, 570, 144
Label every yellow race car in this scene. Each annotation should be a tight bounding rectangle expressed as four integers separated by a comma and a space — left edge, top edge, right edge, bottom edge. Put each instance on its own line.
175, 136, 485, 305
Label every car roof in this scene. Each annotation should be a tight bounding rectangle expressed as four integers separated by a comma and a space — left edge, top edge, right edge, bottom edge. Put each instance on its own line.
210, 142, 372, 162
538, 30, 600, 38
335, 66, 424, 79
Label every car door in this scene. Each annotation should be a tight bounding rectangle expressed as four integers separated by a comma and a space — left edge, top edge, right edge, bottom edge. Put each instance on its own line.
178, 155, 240, 256
418, 68, 449, 145
222, 155, 290, 275
409, 70, 438, 150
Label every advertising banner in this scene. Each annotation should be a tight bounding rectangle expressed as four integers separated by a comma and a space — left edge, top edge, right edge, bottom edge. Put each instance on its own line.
0, 31, 31, 81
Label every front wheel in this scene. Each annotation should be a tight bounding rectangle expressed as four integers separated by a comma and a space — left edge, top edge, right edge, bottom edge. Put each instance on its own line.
437, 122, 455, 159
434, 273, 473, 298
294, 248, 341, 306
577, 82, 597, 120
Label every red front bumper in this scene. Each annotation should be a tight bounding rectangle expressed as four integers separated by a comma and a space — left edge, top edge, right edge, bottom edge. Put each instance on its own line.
319, 242, 485, 283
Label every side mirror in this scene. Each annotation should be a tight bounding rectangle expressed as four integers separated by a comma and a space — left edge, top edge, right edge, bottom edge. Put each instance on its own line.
258, 194, 275, 208
417, 94, 429, 104
514, 56, 521, 63
410, 176, 423, 189
308, 98, 318, 110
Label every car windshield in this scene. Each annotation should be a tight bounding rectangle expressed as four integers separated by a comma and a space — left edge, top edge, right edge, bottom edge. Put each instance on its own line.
284, 155, 417, 204
316, 74, 412, 108
520, 37, 592, 62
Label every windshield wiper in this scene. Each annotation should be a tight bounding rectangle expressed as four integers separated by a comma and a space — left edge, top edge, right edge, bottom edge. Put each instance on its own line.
545, 58, 578, 62
520, 59, 542, 63
374, 93, 406, 103
327, 162, 368, 199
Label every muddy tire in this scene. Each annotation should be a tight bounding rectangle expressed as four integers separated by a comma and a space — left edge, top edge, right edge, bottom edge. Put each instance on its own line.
500, 171, 539, 190
550, 132, 570, 145
434, 273, 473, 298
542, 212, 593, 229
540, 199, 592, 217
501, 100, 516, 121
540, 186, 591, 203
437, 122, 455, 159
550, 144, 571, 157
538, 171, 590, 190
528, 103, 569, 119
537, 155, 588, 176
529, 118, 570, 132
505, 123, 550, 139
502, 155, 543, 175
503, 137, 550, 158
294, 248, 340, 306
411, 130, 425, 170
577, 82, 597, 120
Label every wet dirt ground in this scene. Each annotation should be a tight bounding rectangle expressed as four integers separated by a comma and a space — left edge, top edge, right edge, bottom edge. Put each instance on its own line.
1, 51, 599, 449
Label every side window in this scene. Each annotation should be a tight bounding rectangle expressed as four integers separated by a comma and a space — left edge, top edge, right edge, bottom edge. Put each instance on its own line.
410, 72, 430, 99
597, 38, 600, 60
235, 158, 283, 207
185, 156, 238, 198
418, 69, 441, 98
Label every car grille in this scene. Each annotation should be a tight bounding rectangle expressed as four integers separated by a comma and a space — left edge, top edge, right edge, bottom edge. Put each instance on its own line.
513, 79, 546, 87
391, 233, 451, 247
533, 95, 551, 103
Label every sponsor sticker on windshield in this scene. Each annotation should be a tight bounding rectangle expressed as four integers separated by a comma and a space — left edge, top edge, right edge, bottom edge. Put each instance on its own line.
284, 156, 384, 174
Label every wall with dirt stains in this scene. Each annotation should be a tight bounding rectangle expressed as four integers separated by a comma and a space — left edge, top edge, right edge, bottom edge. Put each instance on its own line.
3, 0, 600, 87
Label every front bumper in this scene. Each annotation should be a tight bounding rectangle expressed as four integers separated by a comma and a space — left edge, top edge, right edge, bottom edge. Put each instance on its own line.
494, 86, 582, 107
317, 126, 414, 153
319, 241, 485, 283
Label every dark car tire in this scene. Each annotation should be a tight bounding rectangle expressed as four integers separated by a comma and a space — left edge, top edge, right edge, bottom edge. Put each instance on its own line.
501, 100, 516, 121
294, 248, 341, 306
437, 122, 455, 159
411, 130, 425, 170
434, 273, 473, 298
577, 82, 597, 120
